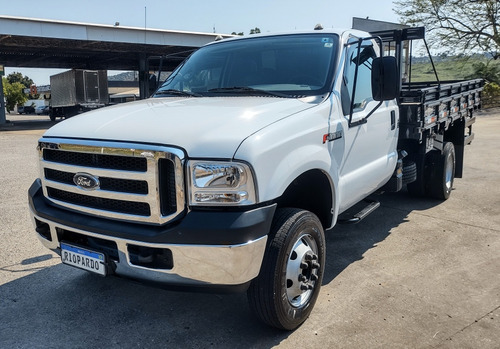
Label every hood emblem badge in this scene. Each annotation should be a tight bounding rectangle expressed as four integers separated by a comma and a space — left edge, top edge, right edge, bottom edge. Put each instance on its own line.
73, 173, 100, 191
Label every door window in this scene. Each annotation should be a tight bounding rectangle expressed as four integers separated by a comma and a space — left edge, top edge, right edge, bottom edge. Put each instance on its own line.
341, 39, 377, 115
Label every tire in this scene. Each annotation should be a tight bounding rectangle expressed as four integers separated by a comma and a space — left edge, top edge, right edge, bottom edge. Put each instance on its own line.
247, 208, 325, 330
402, 160, 417, 185
407, 155, 428, 197
428, 142, 455, 200
49, 114, 56, 121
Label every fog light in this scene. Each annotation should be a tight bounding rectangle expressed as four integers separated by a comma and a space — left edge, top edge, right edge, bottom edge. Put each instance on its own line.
35, 218, 51, 241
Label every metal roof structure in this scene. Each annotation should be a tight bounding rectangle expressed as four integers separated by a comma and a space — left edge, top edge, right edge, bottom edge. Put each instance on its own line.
0, 16, 233, 124
0, 16, 230, 71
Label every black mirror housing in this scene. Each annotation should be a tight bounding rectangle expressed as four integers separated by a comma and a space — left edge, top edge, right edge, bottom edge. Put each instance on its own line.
372, 56, 399, 101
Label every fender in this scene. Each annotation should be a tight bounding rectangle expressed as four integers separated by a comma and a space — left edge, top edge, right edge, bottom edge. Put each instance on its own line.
234, 101, 340, 228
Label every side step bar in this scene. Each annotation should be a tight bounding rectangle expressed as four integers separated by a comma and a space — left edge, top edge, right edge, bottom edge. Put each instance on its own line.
338, 199, 380, 225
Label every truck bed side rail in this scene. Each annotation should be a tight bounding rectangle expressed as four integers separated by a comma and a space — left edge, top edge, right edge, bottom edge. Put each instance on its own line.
400, 79, 484, 105
398, 79, 483, 145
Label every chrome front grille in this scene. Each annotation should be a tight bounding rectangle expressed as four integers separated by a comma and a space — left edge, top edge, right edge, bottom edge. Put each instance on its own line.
44, 168, 149, 194
38, 138, 185, 225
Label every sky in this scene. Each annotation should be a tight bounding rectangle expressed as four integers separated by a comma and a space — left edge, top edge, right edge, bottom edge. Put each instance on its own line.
2, 0, 401, 85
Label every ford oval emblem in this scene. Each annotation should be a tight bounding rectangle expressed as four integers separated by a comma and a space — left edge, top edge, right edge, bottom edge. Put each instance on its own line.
73, 172, 100, 191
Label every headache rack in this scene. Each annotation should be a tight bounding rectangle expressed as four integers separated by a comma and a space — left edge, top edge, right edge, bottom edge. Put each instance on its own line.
370, 26, 484, 141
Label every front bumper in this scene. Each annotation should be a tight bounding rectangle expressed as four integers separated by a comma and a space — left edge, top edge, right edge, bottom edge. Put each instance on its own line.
29, 179, 275, 288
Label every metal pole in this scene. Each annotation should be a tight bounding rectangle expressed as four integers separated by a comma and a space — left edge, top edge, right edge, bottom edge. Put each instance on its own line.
423, 38, 440, 86
138, 53, 149, 99
0, 77, 6, 125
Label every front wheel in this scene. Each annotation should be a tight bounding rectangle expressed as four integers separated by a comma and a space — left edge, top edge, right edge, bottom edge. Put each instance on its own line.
247, 208, 325, 330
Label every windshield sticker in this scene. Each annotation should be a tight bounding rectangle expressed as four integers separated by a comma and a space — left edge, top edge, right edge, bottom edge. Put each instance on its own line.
322, 38, 333, 48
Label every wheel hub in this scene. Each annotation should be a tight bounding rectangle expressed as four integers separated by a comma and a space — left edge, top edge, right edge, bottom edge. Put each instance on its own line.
286, 234, 320, 307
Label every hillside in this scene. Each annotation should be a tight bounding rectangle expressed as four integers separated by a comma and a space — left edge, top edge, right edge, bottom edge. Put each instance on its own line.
408, 55, 494, 82
108, 71, 137, 81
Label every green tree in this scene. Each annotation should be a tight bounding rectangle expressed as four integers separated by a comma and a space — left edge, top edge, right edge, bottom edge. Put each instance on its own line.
2, 77, 28, 113
481, 82, 500, 107
395, 0, 500, 59
231, 28, 261, 36
467, 61, 500, 84
6, 72, 34, 89
249, 27, 261, 35
466, 60, 500, 107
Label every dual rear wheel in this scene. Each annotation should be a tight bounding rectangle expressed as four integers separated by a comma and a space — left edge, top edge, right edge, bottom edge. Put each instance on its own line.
407, 141, 456, 200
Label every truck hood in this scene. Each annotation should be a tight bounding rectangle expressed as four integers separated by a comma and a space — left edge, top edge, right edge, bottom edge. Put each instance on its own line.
43, 97, 315, 158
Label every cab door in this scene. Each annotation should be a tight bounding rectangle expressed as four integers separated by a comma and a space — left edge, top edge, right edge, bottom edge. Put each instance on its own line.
337, 38, 399, 212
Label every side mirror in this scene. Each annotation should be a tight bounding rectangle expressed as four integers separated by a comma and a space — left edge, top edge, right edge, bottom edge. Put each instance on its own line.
372, 56, 399, 101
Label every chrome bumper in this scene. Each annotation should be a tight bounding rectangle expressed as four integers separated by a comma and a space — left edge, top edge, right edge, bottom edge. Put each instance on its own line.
30, 210, 268, 287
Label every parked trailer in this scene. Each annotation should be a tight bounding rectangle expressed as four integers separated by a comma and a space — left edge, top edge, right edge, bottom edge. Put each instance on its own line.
49, 69, 108, 121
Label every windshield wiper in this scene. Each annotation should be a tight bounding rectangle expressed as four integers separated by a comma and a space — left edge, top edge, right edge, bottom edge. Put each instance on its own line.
208, 86, 288, 98
154, 89, 202, 97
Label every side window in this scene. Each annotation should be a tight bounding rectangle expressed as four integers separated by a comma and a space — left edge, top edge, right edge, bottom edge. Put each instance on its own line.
341, 39, 377, 115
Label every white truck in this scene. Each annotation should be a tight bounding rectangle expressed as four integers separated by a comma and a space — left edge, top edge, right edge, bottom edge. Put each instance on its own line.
29, 26, 482, 330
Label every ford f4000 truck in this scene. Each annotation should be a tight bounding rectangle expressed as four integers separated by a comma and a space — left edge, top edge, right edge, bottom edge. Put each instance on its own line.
28, 26, 483, 330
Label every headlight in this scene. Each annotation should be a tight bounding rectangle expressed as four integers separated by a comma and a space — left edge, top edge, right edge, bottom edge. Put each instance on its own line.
187, 161, 257, 206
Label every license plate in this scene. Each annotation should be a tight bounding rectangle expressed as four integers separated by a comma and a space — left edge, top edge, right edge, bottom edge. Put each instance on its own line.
60, 243, 106, 276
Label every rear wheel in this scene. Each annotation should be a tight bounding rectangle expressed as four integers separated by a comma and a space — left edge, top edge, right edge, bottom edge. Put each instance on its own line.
428, 142, 455, 200
407, 155, 428, 197
402, 160, 417, 185
247, 208, 325, 330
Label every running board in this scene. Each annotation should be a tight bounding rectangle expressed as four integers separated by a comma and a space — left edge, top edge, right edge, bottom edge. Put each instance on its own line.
337, 199, 380, 224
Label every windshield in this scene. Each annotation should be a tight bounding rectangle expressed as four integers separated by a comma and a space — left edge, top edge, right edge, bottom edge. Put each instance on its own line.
154, 33, 338, 98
